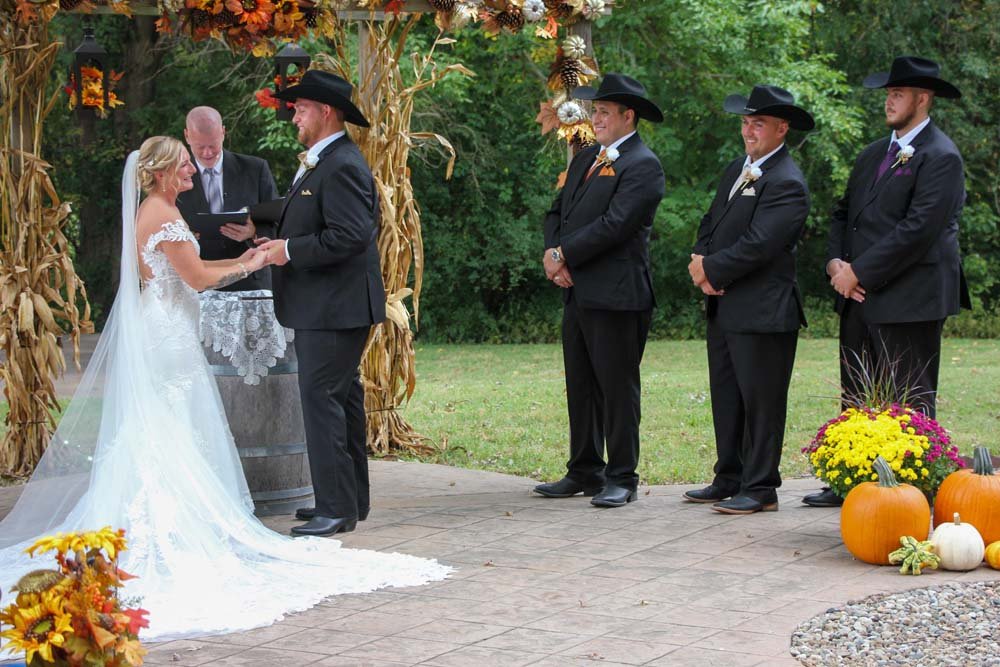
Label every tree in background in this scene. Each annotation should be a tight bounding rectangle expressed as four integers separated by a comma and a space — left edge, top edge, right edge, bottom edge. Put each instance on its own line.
45, 0, 998, 341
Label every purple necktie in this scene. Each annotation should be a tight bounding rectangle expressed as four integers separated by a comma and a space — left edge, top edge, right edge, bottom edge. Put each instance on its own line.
874, 140, 900, 182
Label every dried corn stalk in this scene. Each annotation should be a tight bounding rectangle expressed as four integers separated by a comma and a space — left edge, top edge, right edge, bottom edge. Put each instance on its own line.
319, 17, 472, 455
0, 18, 93, 475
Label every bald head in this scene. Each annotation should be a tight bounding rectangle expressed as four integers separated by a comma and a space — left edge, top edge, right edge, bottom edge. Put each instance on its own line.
184, 107, 225, 168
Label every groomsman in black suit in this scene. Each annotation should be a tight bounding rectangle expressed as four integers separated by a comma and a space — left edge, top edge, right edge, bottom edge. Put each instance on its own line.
256, 71, 385, 536
685, 85, 813, 515
533, 74, 665, 508
177, 106, 278, 291
804, 57, 970, 508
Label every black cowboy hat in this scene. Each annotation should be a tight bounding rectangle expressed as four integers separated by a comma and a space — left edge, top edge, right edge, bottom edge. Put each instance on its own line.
723, 84, 815, 131
573, 73, 664, 123
862, 56, 961, 99
274, 70, 370, 128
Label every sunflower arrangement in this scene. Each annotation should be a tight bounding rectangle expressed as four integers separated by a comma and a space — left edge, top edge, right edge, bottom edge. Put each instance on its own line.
63, 66, 125, 118
803, 404, 964, 499
0, 528, 149, 667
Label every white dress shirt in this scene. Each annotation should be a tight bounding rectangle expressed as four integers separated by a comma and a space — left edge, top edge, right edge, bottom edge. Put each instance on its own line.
728, 142, 785, 200
890, 116, 931, 151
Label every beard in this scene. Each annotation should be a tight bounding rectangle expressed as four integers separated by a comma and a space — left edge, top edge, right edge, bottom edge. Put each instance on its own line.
886, 106, 917, 132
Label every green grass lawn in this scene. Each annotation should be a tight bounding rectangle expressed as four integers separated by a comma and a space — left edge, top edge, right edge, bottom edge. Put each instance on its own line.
3, 339, 998, 487
398, 338, 1000, 485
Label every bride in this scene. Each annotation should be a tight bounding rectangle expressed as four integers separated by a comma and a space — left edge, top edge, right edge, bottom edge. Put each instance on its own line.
0, 137, 449, 643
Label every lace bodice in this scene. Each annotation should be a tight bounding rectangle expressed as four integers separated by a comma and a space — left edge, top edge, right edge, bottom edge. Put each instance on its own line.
141, 219, 200, 301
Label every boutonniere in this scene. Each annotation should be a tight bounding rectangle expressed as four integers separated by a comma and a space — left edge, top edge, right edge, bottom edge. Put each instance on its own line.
297, 151, 318, 171
599, 146, 620, 167
891, 145, 915, 169
739, 165, 763, 191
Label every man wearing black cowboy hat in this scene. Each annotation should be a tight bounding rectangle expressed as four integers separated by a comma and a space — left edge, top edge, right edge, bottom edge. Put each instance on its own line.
804, 56, 971, 509
533, 73, 665, 508
685, 85, 813, 515
255, 70, 386, 536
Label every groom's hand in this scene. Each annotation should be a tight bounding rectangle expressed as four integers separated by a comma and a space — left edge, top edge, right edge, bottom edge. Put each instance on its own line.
258, 239, 289, 267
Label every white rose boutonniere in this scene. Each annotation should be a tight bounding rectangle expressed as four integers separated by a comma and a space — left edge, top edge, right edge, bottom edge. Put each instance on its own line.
739, 164, 763, 191
604, 146, 620, 164
297, 151, 318, 171
891, 144, 915, 169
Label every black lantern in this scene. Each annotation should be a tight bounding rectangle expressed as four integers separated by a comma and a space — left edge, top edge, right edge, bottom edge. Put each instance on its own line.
71, 25, 109, 120
274, 43, 311, 121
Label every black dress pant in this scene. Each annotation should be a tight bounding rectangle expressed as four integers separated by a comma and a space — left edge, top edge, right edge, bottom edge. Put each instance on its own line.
707, 320, 798, 502
839, 301, 944, 417
294, 327, 371, 519
562, 292, 651, 489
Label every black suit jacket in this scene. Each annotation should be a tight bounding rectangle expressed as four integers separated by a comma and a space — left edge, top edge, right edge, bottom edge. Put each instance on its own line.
543, 134, 665, 311
827, 120, 971, 324
271, 135, 386, 331
694, 146, 809, 334
177, 150, 279, 291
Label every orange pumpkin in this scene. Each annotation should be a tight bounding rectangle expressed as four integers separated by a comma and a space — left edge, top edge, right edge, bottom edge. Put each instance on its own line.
841, 455, 931, 565
934, 446, 1000, 544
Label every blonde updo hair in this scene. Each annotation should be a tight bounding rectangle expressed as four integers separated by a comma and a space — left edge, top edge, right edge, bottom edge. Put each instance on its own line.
136, 136, 188, 194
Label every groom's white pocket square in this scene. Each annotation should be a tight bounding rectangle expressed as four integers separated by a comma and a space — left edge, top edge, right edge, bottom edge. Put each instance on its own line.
300, 189, 313, 196
741, 186, 756, 197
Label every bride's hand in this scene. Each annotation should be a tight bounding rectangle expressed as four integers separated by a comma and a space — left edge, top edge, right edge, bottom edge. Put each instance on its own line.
245, 250, 268, 272
238, 247, 260, 263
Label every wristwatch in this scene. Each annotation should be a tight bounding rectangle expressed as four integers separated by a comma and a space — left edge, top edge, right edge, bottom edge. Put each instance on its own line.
550, 248, 563, 263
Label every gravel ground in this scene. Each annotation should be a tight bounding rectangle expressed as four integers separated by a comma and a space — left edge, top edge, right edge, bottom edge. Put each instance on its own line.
791, 580, 1000, 666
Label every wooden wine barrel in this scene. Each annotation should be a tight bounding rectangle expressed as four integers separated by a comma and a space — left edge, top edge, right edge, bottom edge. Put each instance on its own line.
204, 343, 313, 517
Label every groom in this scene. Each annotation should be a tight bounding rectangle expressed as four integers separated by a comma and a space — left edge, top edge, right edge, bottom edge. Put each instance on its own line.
256, 70, 385, 537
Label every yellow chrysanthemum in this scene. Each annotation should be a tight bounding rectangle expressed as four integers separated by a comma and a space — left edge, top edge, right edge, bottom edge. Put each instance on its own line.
27, 527, 128, 560
0, 593, 72, 663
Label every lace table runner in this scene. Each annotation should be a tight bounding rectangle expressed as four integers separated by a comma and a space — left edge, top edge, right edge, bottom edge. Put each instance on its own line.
199, 290, 294, 385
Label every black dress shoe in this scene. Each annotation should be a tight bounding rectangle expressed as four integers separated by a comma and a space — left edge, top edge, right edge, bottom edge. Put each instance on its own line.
682, 485, 735, 504
290, 516, 358, 537
534, 477, 604, 498
802, 487, 843, 507
712, 494, 778, 515
590, 485, 637, 508
296, 506, 370, 521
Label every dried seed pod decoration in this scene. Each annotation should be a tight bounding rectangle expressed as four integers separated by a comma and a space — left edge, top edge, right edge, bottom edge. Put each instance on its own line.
562, 34, 587, 59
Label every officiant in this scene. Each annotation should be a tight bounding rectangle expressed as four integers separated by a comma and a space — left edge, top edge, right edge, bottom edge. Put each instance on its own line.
177, 106, 279, 291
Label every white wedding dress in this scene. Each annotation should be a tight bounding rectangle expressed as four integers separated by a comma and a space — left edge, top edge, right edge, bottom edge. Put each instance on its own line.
0, 152, 449, 648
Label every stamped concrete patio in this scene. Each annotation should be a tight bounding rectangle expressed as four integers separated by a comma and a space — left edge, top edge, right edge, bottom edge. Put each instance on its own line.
2, 336, 997, 665
3, 462, 997, 667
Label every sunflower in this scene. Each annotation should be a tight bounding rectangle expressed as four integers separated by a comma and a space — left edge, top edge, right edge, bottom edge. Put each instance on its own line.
0, 593, 73, 664
27, 526, 127, 560
236, 0, 275, 29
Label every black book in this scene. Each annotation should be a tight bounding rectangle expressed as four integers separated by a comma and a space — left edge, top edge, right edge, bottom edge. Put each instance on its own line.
189, 198, 285, 240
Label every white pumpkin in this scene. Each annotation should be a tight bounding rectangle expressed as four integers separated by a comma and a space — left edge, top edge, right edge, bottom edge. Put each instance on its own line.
930, 512, 985, 571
